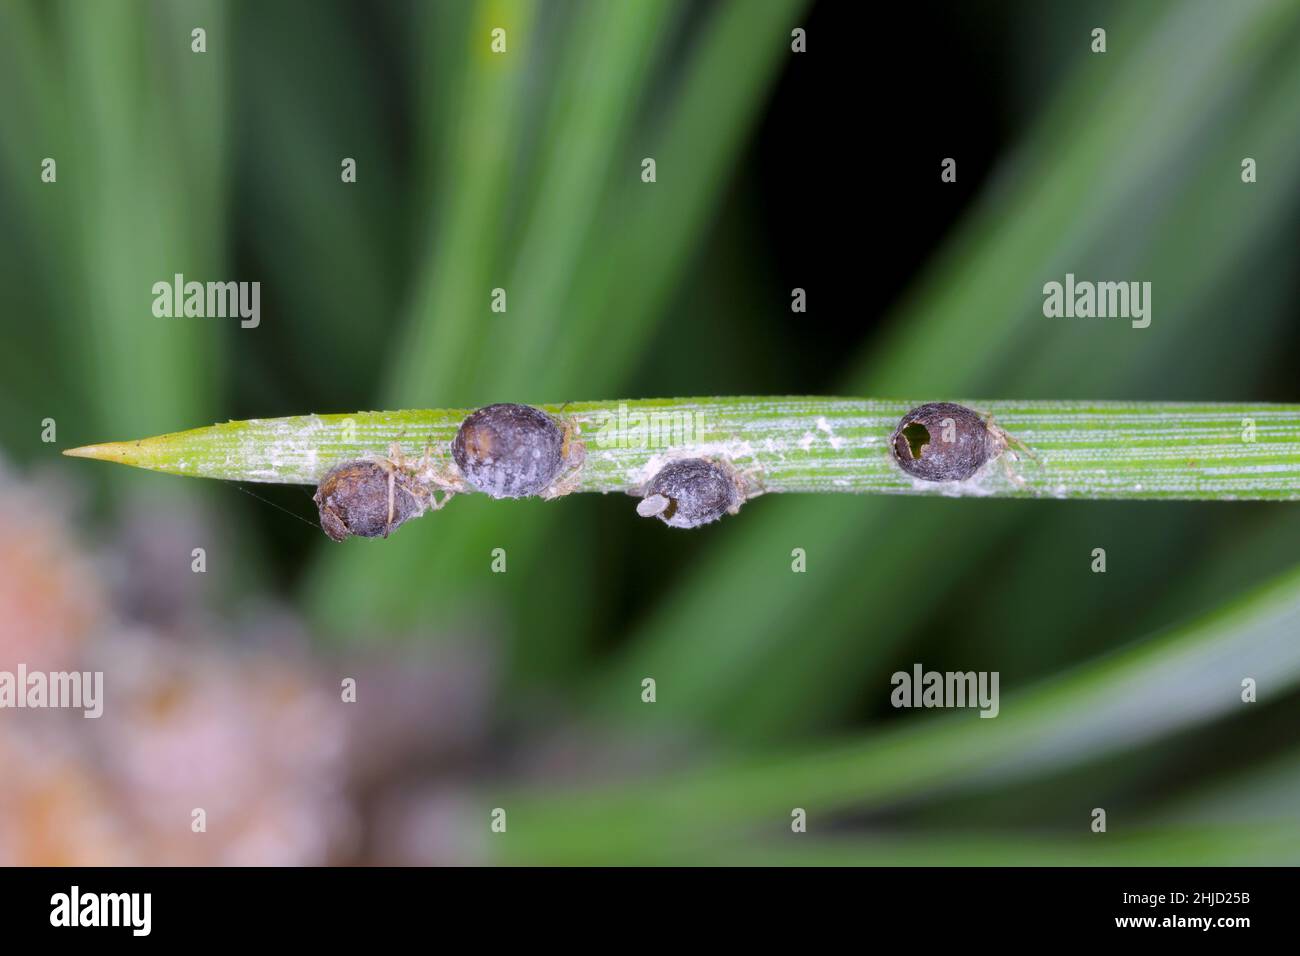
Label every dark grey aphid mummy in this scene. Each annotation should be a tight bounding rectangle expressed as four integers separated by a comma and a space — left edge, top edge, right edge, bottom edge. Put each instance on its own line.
452, 402, 566, 498
637, 458, 741, 529
314, 460, 427, 542
890, 402, 996, 482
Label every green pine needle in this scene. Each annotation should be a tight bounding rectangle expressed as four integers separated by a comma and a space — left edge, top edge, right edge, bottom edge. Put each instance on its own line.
63, 397, 1300, 501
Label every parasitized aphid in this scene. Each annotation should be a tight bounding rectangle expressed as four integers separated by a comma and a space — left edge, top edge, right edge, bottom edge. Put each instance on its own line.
889, 401, 1006, 482
314, 447, 439, 542
636, 457, 744, 529
452, 402, 584, 499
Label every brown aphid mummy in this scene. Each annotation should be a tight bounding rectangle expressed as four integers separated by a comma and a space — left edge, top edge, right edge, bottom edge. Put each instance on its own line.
636, 457, 744, 529
452, 403, 583, 499
889, 402, 1007, 482
314, 450, 436, 542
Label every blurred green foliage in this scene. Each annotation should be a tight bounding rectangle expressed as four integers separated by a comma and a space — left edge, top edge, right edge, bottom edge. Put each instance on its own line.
2, 0, 1298, 864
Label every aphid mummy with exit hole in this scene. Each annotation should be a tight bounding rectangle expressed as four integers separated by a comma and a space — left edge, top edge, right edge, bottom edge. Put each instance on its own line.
636, 457, 744, 529
889, 402, 1005, 482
